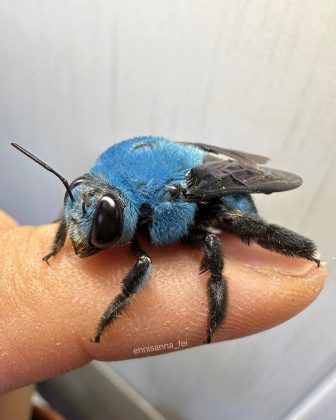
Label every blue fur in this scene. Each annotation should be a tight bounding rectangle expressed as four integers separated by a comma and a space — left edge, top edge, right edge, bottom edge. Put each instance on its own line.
89, 136, 205, 245
221, 193, 256, 214
64, 180, 102, 248
150, 201, 197, 245
65, 136, 257, 249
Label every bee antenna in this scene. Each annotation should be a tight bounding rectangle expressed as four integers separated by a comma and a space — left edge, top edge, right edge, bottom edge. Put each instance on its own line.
11, 142, 74, 202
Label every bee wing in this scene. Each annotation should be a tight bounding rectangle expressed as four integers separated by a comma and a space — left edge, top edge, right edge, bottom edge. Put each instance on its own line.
179, 142, 270, 165
184, 158, 302, 200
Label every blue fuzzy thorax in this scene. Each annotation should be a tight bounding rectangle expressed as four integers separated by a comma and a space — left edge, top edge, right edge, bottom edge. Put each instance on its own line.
89, 136, 206, 245
90, 136, 205, 204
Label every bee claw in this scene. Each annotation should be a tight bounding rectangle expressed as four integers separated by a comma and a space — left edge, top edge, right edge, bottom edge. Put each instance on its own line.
90, 334, 101, 344
313, 257, 321, 267
42, 255, 51, 266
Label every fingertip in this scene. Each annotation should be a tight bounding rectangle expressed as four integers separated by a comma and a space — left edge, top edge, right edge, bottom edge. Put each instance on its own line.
82, 235, 327, 360
215, 254, 326, 341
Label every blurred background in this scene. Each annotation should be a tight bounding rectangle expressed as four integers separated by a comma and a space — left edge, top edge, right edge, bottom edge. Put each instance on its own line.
1, 1, 335, 419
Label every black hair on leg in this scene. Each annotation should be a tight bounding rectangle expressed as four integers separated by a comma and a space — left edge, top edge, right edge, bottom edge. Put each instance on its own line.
218, 209, 320, 266
185, 230, 228, 344
92, 239, 152, 343
202, 233, 228, 344
42, 217, 67, 263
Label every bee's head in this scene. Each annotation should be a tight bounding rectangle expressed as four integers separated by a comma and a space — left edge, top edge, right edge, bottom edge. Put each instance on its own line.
11, 143, 134, 259
64, 174, 124, 257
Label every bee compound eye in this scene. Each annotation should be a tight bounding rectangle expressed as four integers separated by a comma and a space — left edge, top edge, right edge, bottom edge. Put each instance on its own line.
90, 195, 122, 249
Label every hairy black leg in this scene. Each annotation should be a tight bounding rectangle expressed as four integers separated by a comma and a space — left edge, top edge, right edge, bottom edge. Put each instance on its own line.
92, 240, 152, 343
218, 209, 320, 266
42, 218, 67, 263
202, 234, 228, 344
185, 231, 228, 344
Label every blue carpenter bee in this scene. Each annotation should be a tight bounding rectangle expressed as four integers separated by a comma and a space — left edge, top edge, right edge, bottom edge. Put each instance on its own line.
12, 137, 320, 344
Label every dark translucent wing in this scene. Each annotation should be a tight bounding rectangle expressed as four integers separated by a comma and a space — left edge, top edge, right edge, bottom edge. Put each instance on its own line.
184, 159, 302, 200
180, 142, 270, 165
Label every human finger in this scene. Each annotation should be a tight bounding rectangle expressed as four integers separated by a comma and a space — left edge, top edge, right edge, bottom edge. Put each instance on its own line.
0, 224, 326, 392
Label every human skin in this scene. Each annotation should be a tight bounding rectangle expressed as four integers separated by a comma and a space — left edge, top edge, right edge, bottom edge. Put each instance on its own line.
0, 209, 327, 401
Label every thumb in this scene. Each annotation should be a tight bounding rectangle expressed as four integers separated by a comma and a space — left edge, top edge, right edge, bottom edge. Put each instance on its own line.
0, 212, 326, 393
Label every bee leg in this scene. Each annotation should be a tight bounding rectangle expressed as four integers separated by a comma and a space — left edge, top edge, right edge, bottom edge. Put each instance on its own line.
42, 218, 67, 264
185, 231, 228, 344
219, 209, 320, 266
202, 233, 228, 344
92, 240, 152, 343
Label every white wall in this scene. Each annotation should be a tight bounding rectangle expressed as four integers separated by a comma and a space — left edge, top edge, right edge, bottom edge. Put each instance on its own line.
1, 1, 335, 419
